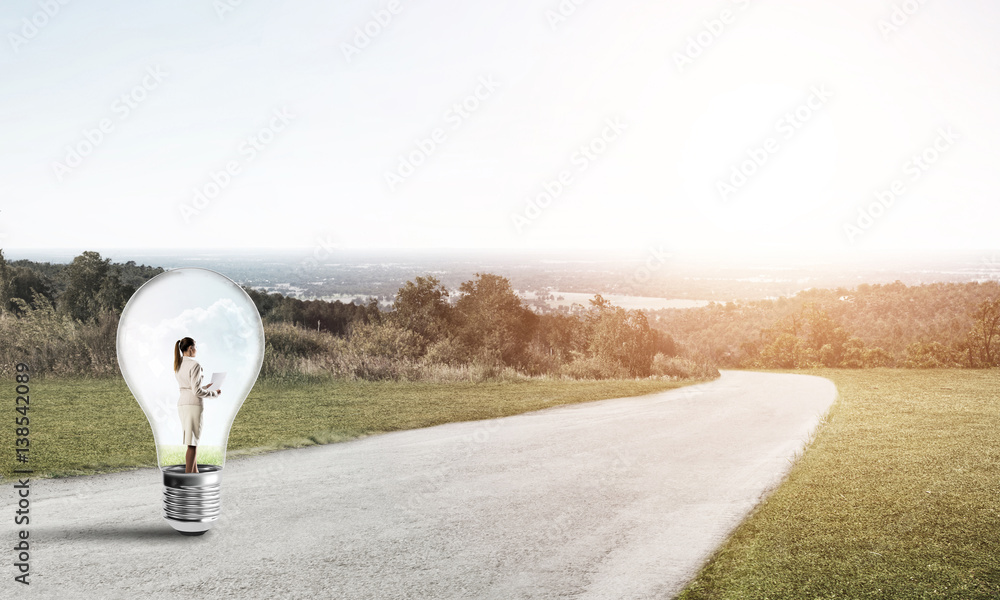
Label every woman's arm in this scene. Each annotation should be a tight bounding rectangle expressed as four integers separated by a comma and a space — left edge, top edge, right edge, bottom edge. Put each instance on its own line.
191, 362, 219, 398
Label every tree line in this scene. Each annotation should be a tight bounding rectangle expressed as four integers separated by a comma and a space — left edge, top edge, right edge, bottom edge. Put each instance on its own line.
0, 251, 708, 380
649, 281, 1000, 369
6, 250, 996, 379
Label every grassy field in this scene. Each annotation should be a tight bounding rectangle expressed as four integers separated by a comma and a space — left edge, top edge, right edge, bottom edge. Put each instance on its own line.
679, 369, 1000, 600
0, 375, 700, 480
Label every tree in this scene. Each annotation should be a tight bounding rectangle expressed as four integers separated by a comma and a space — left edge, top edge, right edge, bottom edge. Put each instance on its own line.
454, 273, 534, 366
841, 337, 868, 368
534, 313, 586, 362
0, 250, 57, 314
58, 252, 134, 323
863, 346, 893, 367
586, 300, 655, 377
904, 341, 963, 368
803, 305, 849, 366
267, 297, 306, 327
7, 267, 56, 313
967, 297, 1000, 367
760, 333, 806, 369
391, 276, 450, 352
242, 286, 282, 318
0, 249, 10, 311
651, 329, 677, 357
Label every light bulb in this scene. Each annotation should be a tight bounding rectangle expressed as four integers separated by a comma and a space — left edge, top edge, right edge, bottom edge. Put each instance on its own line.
116, 267, 264, 535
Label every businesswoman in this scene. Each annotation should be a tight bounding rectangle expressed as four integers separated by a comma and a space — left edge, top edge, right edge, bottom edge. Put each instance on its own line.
173, 337, 222, 473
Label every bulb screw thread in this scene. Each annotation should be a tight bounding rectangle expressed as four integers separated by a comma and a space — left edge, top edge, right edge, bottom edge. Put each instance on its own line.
162, 464, 223, 535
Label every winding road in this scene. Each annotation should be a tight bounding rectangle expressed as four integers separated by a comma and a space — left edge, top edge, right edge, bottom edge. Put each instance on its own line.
13, 370, 836, 599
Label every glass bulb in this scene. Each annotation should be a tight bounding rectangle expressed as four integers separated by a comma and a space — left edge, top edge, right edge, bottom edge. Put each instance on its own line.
116, 267, 264, 535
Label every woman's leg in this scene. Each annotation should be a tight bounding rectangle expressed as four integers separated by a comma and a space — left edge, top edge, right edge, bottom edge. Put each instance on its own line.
185, 445, 198, 473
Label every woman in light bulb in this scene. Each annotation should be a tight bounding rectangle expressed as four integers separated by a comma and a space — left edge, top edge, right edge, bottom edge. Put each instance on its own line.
173, 337, 222, 474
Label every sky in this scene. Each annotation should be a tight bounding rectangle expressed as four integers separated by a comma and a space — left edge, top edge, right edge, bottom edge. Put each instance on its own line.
2, 0, 998, 255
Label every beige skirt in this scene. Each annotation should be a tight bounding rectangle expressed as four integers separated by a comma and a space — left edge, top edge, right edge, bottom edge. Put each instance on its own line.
178, 404, 203, 446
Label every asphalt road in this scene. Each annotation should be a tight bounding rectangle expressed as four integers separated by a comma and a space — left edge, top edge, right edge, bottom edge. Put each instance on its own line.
13, 370, 836, 599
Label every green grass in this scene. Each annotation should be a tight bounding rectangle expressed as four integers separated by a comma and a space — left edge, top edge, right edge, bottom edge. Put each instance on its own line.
158, 444, 224, 467
679, 369, 1000, 600
0, 375, 699, 480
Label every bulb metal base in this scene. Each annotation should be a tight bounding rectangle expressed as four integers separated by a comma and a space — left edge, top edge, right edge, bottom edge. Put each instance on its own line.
162, 464, 222, 535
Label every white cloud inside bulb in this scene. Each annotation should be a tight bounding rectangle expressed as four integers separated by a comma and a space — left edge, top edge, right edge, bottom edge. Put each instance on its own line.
117, 269, 264, 461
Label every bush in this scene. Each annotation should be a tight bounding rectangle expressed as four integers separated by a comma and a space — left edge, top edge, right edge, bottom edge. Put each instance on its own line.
903, 341, 964, 368
0, 295, 119, 377
260, 322, 343, 381
421, 336, 468, 367
517, 342, 562, 377
560, 356, 632, 380
263, 321, 335, 358
862, 347, 893, 368
345, 321, 423, 361
651, 354, 720, 379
